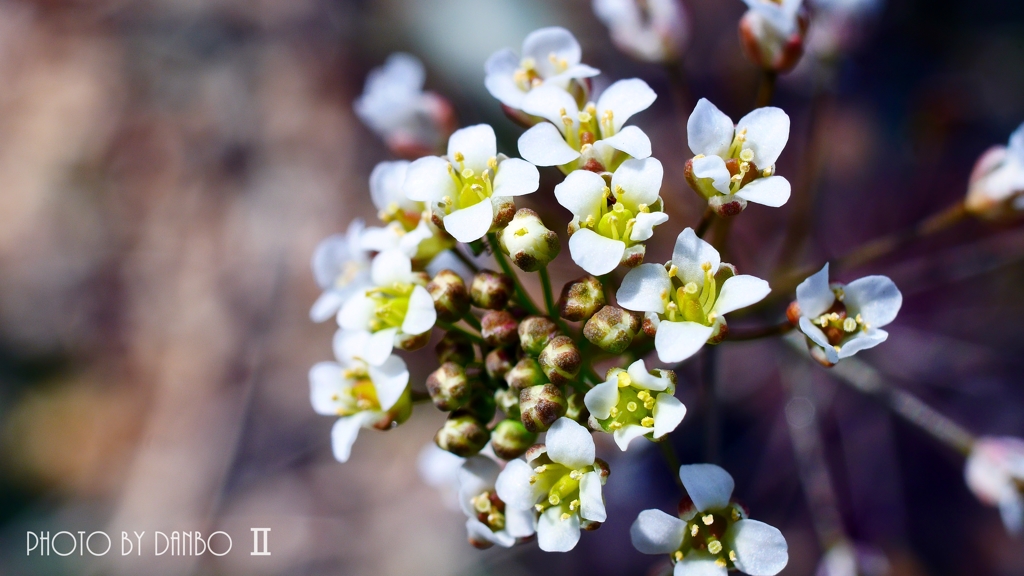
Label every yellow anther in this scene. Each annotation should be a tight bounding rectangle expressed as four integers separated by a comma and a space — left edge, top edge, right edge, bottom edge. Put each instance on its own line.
356, 399, 372, 410
534, 503, 544, 512
674, 551, 684, 561
626, 401, 638, 412
529, 475, 538, 484
585, 103, 597, 115
585, 215, 596, 228
560, 513, 571, 521
828, 312, 840, 321
453, 151, 465, 163
638, 203, 650, 213
330, 394, 339, 401
729, 550, 738, 561
855, 313, 863, 324
558, 107, 568, 117
520, 57, 536, 70
708, 540, 723, 554
701, 261, 712, 271
644, 398, 655, 410
715, 557, 728, 567
833, 345, 841, 352
694, 153, 706, 159
535, 465, 547, 473
834, 287, 845, 301
762, 167, 773, 177
609, 421, 622, 430
614, 184, 626, 197
637, 390, 650, 401
569, 470, 582, 480
609, 406, 619, 418
569, 499, 580, 511
640, 416, 654, 427
702, 514, 714, 525
691, 524, 699, 537
731, 508, 740, 520
843, 318, 857, 332
488, 157, 498, 171
739, 148, 754, 162
617, 372, 632, 388
667, 264, 679, 277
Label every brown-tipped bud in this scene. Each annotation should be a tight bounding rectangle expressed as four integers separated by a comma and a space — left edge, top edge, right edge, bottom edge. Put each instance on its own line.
427, 269, 470, 322
481, 310, 519, 347
485, 347, 516, 381
396, 330, 430, 352
490, 196, 517, 231
642, 313, 659, 338
426, 362, 471, 411
786, 301, 802, 326
435, 331, 476, 365
498, 208, 561, 272
520, 384, 568, 433
566, 390, 588, 422
738, 8, 807, 73
684, 157, 721, 200
709, 193, 747, 217
435, 414, 490, 457
471, 270, 514, 310
518, 316, 559, 356
506, 358, 548, 393
490, 418, 538, 460
538, 335, 582, 385
494, 387, 520, 419
584, 306, 642, 354
558, 276, 606, 322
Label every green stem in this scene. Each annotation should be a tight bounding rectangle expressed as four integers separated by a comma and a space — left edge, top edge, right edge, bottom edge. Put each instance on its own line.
755, 69, 777, 108
539, 267, 557, 318
658, 440, 685, 492
450, 247, 480, 274
695, 207, 715, 239
727, 321, 794, 341
487, 233, 541, 315
463, 314, 481, 331
436, 321, 483, 345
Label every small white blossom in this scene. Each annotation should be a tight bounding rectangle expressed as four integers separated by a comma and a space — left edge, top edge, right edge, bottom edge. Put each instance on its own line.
584, 359, 686, 450
965, 436, 1024, 534
739, 0, 807, 73
484, 27, 600, 113
310, 220, 373, 323
495, 417, 608, 552
794, 263, 902, 365
593, 0, 689, 63
555, 157, 670, 275
965, 122, 1024, 220
338, 249, 437, 365
518, 79, 657, 173
631, 464, 789, 576
310, 331, 412, 463
354, 53, 454, 158
686, 98, 792, 215
459, 456, 537, 548
617, 228, 771, 363
404, 124, 540, 243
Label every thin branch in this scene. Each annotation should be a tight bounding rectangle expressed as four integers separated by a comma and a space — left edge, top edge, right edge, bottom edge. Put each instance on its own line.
727, 321, 794, 341
450, 246, 480, 274
695, 207, 715, 239
703, 346, 720, 464
658, 440, 686, 492
437, 321, 484, 345
755, 69, 778, 108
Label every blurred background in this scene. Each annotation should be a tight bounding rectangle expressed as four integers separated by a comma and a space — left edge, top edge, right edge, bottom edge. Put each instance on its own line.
0, 0, 1022, 574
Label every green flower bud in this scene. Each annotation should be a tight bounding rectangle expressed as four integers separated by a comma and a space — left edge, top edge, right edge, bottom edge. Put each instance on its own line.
520, 383, 568, 433
565, 390, 589, 422
518, 316, 559, 356
494, 386, 520, 419
485, 347, 516, 381
457, 390, 497, 424
505, 357, 548, 393
435, 331, 475, 365
538, 335, 581, 385
427, 269, 470, 322
481, 310, 519, 347
396, 330, 430, 352
471, 269, 514, 310
583, 305, 642, 354
426, 362, 471, 411
490, 418, 538, 460
498, 208, 561, 272
435, 414, 490, 457
558, 276, 607, 322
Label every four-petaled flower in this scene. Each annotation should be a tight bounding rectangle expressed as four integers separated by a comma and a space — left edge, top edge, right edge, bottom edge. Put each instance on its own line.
631, 464, 789, 576
685, 98, 792, 216
361, 160, 453, 265
518, 78, 657, 173
496, 417, 609, 552
404, 124, 540, 243
593, 0, 690, 63
617, 228, 771, 363
584, 359, 687, 450
310, 331, 412, 463
965, 121, 1024, 220
555, 157, 670, 275
965, 436, 1024, 534
459, 456, 537, 548
310, 219, 373, 323
738, 0, 807, 73
793, 263, 902, 365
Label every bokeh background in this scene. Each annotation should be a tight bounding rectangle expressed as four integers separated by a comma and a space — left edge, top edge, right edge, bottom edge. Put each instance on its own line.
0, 0, 1022, 574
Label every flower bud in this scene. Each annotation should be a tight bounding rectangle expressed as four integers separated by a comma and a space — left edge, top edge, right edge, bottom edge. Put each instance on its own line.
709, 193, 747, 217
471, 270, 514, 310
518, 316, 559, 356
485, 347, 515, 381
583, 305, 642, 354
426, 362, 471, 411
738, 5, 808, 73
396, 330, 430, 352
965, 145, 1024, 220
457, 389, 497, 424
520, 384, 568, 433
435, 331, 476, 365
435, 414, 490, 457
565, 390, 588, 423
558, 276, 606, 321
490, 418, 538, 460
538, 335, 582, 385
481, 310, 519, 347
506, 357, 548, 393
490, 196, 517, 232
494, 386, 520, 419
426, 269, 470, 322
498, 208, 561, 272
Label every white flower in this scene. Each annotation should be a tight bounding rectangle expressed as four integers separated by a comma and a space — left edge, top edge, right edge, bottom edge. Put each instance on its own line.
418, 443, 465, 510
495, 417, 608, 552
518, 78, 657, 173
630, 464, 788, 576
404, 124, 540, 243
310, 220, 373, 323
310, 331, 412, 463
965, 122, 1024, 219
793, 263, 902, 365
555, 157, 670, 275
459, 456, 537, 548
354, 53, 454, 158
965, 436, 1024, 534
593, 0, 689, 63
584, 359, 686, 450
617, 228, 771, 363
338, 250, 437, 365
738, 0, 807, 73
685, 98, 792, 215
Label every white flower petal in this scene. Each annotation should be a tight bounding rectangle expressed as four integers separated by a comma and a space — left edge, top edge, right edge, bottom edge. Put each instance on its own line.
360, 224, 403, 253
713, 274, 771, 316
579, 470, 607, 522
798, 317, 840, 363
312, 232, 352, 289
458, 456, 501, 517
837, 328, 888, 359
735, 176, 791, 207
371, 249, 414, 286
726, 519, 789, 576
613, 157, 664, 209
484, 48, 525, 109
331, 413, 375, 463
843, 275, 902, 328
627, 359, 671, 391
402, 285, 438, 335
687, 98, 735, 157
674, 557, 729, 576
547, 64, 602, 88
466, 518, 515, 548
448, 124, 497, 173
538, 506, 581, 552
568, 228, 626, 275
795, 264, 834, 318
999, 494, 1024, 534
493, 158, 540, 197
584, 379, 620, 420
333, 329, 369, 364
691, 155, 732, 195
518, 122, 581, 166
1009, 121, 1024, 164
630, 211, 669, 242
655, 320, 715, 363
404, 156, 456, 203
617, 263, 671, 314
496, 458, 549, 510
310, 362, 344, 416
653, 393, 687, 438
600, 125, 652, 159
505, 506, 537, 538
630, 508, 688, 554
672, 228, 721, 285
614, 424, 653, 450
555, 169, 607, 219
546, 417, 596, 469
368, 354, 410, 412
369, 160, 415, 212
523, 27, 582, 77
736, 107, 790, 168
678, 463, 735, 511
597, 78, 657, 133
338, 293, 375, 331
310, 290, 345, 323
443, 199, 495, 243
363, 327, 399, 366
522, 84, 580, 128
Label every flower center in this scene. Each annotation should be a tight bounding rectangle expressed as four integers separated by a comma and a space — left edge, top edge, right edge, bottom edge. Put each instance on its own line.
444, 152, 498, 211
378, 202, 422, 231
599, 371, 657, 431
333, 367, 381, 416
529, 459, 595, 521
579, 185, 655, 244
470, 490, 507, 532
367, 283, 416, 331
813, 293, 868, 348
662, 262, 719, 326
672, 504, 746, 568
